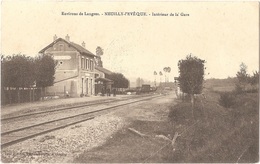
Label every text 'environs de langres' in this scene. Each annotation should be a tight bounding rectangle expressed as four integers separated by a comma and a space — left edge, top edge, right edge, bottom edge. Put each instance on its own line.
61, 12, 100, 16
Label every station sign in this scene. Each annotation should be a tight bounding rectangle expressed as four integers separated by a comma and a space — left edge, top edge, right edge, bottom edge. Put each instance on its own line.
53, 56, 71, 60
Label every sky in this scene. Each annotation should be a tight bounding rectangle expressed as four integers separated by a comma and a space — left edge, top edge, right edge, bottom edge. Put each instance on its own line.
1, 1, 259, 83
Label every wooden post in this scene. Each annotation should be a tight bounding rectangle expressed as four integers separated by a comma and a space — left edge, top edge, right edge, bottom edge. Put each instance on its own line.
22, 87, 24, 103
8, 87, 12, 104
32, 88, 35, 102
128, 128, 148, 137
17, 87, 20, 103
29, 88, 31, 102
40, 87, 43, 100
172, 132, 181, 151
191, 94, 194, 119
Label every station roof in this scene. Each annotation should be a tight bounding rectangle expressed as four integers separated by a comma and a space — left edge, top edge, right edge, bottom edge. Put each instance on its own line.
95, 77, 113, 83
95, 66, 113, 75
39, 38, 95, 57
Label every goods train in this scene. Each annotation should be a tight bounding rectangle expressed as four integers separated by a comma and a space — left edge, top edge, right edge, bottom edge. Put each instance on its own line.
126, 84, 156, 94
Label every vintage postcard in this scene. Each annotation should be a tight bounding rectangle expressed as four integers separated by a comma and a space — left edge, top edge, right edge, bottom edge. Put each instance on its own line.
1, 1, 259, 163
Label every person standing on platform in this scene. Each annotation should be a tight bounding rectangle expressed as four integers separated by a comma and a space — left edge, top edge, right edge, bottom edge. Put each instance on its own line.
113, 88, 116, 97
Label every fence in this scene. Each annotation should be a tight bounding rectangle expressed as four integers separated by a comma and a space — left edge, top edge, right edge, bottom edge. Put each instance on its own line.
1, 87, 42, 105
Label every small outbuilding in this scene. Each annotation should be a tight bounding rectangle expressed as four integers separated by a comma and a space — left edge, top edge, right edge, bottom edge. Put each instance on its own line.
95, 66, 114, 95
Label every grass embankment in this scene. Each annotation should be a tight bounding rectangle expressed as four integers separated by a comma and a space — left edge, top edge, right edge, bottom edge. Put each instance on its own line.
74, 90, 258, 163
169, 90, 258, 162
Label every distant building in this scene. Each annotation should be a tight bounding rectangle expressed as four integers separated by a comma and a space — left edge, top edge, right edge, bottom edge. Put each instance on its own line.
39, 34, 96, 97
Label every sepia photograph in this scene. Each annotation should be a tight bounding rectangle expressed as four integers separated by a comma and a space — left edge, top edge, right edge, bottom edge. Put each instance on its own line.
1, 1, 259, 163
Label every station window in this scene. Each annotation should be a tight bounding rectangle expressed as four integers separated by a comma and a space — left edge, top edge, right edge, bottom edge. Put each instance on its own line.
81, 57, 85, 69
91, 60, 94, 71
83, 58, 85, 69
85, 58, 88, 69
90, 60, 93, 71
86, 59, 89, 70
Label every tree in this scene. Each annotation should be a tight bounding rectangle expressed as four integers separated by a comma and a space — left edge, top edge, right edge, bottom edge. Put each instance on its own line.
249, 71, 259, 91
167, 67, 171, 82
2, 54, 35, 88
1, 54, 56, 103
108, 73, 129, 90
163, 67, 167, 83
95, 46, 104, 67
1, 56, 12, 88
1, 54, 36, 103
35, 54, 57, 96
154, 71, 157, 87
159, 71, 163, 84
163, 67, 171, 82
96, 46, 104, 56
236, 62, 250, 93
178, 54, 205, 118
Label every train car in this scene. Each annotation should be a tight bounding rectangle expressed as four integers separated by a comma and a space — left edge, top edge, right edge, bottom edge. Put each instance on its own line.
141, 84, 151, 93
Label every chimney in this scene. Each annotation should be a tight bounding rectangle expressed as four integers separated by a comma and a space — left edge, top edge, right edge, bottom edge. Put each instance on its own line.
82, 41, 85, 48
53, 34, 57, 41
65, 34, 70, 42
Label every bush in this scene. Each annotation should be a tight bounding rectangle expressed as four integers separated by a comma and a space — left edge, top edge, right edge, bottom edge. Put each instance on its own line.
181, 93, 190, 102
168, 102, 192, 123
234, 84, 242, 94
218, 92, 236, 108
168, 101, 204, 123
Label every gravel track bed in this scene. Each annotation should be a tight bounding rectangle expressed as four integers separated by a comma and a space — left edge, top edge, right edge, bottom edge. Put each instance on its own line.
2, 97, 153, 132
1, 115, 125, 163
2, 100, 109, 119
2, 103, 111, 132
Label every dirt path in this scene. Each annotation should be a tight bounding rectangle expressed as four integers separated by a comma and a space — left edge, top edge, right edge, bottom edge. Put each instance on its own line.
110, 93, 175, 121
73, 92, 177, 163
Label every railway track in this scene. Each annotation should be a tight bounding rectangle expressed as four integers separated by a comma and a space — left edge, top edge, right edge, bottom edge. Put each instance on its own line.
1, 94, 162, 148
2, 94, 152, 122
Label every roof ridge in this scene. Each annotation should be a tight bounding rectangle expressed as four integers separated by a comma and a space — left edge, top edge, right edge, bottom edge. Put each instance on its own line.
95, 66, 113, 75
39, 37, 95, 57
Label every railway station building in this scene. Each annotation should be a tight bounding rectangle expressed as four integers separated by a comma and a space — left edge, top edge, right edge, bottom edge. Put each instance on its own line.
39, 35, 96, 97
